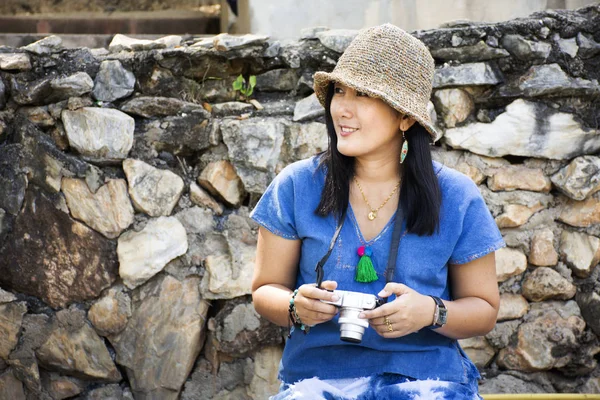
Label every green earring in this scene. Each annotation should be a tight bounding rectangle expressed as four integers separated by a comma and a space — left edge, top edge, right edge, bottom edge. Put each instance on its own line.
400, 131, 408, 164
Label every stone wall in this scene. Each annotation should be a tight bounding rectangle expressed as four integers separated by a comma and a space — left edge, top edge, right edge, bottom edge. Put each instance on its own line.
0, 5, 599, 399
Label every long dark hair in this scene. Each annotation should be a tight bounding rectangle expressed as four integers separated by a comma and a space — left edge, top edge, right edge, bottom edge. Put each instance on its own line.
316, 83, 441, 236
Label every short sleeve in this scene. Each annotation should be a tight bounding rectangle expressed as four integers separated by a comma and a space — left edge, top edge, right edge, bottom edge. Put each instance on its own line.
449, 185, 505, 265
250, 166, 299, 240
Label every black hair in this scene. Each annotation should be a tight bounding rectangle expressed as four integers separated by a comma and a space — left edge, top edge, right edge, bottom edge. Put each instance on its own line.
316, 83, 441, 236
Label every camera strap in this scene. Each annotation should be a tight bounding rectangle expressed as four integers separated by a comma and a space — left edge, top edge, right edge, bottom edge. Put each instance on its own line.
315, 200, 405, 290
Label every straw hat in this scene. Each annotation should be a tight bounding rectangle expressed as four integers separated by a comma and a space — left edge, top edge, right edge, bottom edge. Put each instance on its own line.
313, 23, 440, 142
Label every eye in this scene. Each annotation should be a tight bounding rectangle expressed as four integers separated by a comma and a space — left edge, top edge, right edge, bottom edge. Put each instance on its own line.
333, 86, 344, 94
356, 90, 369, 97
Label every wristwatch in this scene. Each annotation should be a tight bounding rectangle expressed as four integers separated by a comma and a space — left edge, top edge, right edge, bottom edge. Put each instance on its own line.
428, 295, 447, 329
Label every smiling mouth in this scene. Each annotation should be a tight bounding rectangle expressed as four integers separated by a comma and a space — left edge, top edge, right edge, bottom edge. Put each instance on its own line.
340, 126, 359, 134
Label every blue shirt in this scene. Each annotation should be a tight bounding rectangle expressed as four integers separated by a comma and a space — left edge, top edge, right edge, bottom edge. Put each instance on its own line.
250, 156, 505, 384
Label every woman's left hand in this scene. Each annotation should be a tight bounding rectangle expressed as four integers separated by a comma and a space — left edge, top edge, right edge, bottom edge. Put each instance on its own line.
359, 282, 436, 338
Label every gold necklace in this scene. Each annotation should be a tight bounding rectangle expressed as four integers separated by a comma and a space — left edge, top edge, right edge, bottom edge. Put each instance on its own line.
354, 177, 401, 221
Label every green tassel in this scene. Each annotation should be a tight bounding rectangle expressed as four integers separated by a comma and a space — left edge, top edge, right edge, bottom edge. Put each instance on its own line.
355, 254, 378, 283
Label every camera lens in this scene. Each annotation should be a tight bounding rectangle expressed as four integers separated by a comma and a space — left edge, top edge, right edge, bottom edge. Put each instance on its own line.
338, 308, 369, 343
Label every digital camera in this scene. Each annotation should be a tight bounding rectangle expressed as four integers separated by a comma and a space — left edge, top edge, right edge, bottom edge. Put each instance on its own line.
321, 290, 382, 343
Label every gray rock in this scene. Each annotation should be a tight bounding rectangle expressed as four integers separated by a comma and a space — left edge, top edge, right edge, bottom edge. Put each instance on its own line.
118, 216, 188, 289
0, 285, 16, 304
136, 110, 213, 156
41, 372, 85, 399
559, 231, 600, 278
430, 41, 510, 62
0, 302, 27, 359
0, 369, 26, 399
501, 34, 552, 60
50, 72, 94, 101
62, 107, 134, 162
499, 64, 600, 98
109, 275, 209, 400
316, 29, 358, 53
0, 146, 27, 215
256, 69, 299, 92
479, 374, 545, 394
433, 62, 503, 88
283, 121, 328, 164
121, 96, 206, 118
485, 319, 521, 349
174, 206, 215, 236
522, 267, 577, 302
0, 53, 31, 70
10, 76, 52, 105
92, 60, 136, 102
189, 182, 223, 215
444, 99, 600, 160
576, 32, 600, 59
213, 33, 269, 51
576, 291, 600, 337
557, 36, 579, 58
88, 285, 132, 337
211, 101, 254, 117
551, 155, 600, 201
84, 384, 126, 400
264, 40, 281, 58
0, 77, 5, 109
108, 34, 182, 52
181, 358, 252, 400
300, 26, 329, 40
221, 118, 286, 194
36, 308, 121, 381
292, 93, 324, 122
0, 187, 118, 308
432, 88, 474, 128
22, 35, 63, 55
19, 106, 54, 128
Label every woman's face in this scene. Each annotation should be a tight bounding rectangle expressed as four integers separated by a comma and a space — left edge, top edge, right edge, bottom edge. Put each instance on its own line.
329, 83, 406, 159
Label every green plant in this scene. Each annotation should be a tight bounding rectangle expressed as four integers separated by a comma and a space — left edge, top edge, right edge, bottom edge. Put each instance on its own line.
232, 74, 257, 98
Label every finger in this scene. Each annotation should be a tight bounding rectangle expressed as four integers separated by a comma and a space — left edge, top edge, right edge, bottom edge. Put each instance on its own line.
379, 282, 412, 297
320, 280, 338, 291
299, 284, 340, 302
359, 303, 396, 320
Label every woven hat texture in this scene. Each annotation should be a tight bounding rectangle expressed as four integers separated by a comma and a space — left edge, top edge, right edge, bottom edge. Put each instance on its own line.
314, 23, 440, 141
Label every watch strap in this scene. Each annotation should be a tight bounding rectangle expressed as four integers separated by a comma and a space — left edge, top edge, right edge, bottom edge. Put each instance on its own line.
428, 295, 447, 329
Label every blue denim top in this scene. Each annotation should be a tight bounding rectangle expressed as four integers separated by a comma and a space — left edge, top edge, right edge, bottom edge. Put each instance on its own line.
250, 156, 505, 384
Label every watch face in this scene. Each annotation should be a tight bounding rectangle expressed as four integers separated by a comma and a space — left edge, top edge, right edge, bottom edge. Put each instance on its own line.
437, 307, 448, 326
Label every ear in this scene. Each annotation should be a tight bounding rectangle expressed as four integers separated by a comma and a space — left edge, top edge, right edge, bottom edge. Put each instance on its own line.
398, 114, 417, 132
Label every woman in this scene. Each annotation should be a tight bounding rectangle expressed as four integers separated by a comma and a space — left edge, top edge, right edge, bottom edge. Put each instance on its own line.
251, 24, 504, 399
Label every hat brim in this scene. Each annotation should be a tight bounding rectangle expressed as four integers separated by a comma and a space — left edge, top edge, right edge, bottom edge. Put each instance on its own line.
313, 71, 441, 142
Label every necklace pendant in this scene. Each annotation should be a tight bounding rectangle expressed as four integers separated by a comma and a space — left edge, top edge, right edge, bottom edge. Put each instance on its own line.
368, 211, 377, 221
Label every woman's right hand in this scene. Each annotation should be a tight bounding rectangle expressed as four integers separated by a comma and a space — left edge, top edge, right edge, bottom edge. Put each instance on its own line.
292, 280, 340, 326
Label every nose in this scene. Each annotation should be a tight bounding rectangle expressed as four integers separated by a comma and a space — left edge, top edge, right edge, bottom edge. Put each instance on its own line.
332, 93, 355, 119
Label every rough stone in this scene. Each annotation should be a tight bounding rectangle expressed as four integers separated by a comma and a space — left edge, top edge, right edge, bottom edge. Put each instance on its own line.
485, 319, 520, 350
283, 122, 328, 165
0, 53, 31, 70
88, 286, 132, 337
459, 336, 495, 368
62, 178, 134, 239
0, 78, 5, 109
200, 214, 256, 300
211, 101, 254, 117
316, 29, 358, 53
479, 374, 545, 394
36, 308, 121, 381
50, 72, 94, 101
0, 286, 17, 303
497, 294, 529, 321
0, 369, 26, 399
256, 69, 299, 92
576, 32, 600, 59
92, 60, 136, 102
0, 187, 118, 308
0, 302, 27, 359
488, 166, 551, 192
432, 88, 474, 128
43, 373, 84, 400
452, 162, 485, 184
189, 182, 224, 215
522, 267, 577, 302
501, 34, 552, 60
529, 229, 558, 267
430, 41, 510, 62
559, 231, 600, 278
109, 275, 209, 400
551, 155, 600, 201
121, 96, 206, 118
432, 62, 503, 88
496, 301, 585, 371
445, 99, 600, 160
198, 160, 245, 208
22, 35, 63, 55
213, 33, 269, 51
123, 159, 184, 217
181, 357, 251, 400
499, 64, 600, 98
247, 346, 282, 400
84, 384, 128, 400
210, 297, 282, 357
495, 247, 527, 283
118, 216, 188, 289
10, 76, 52, 105
576, 291, 600, 337
18, 106, 54, 128
557, 36, 579, 58
135, 110, 213, 156
221, 118, 286, 194
495, 203, 544, 229
109, 34, 181, 52
558, 195, 600, 228
292, 93, 325, 122
62, 107, 134, 163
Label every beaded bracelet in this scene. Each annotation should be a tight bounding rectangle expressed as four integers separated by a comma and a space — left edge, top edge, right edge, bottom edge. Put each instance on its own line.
288, 289, 309, 335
